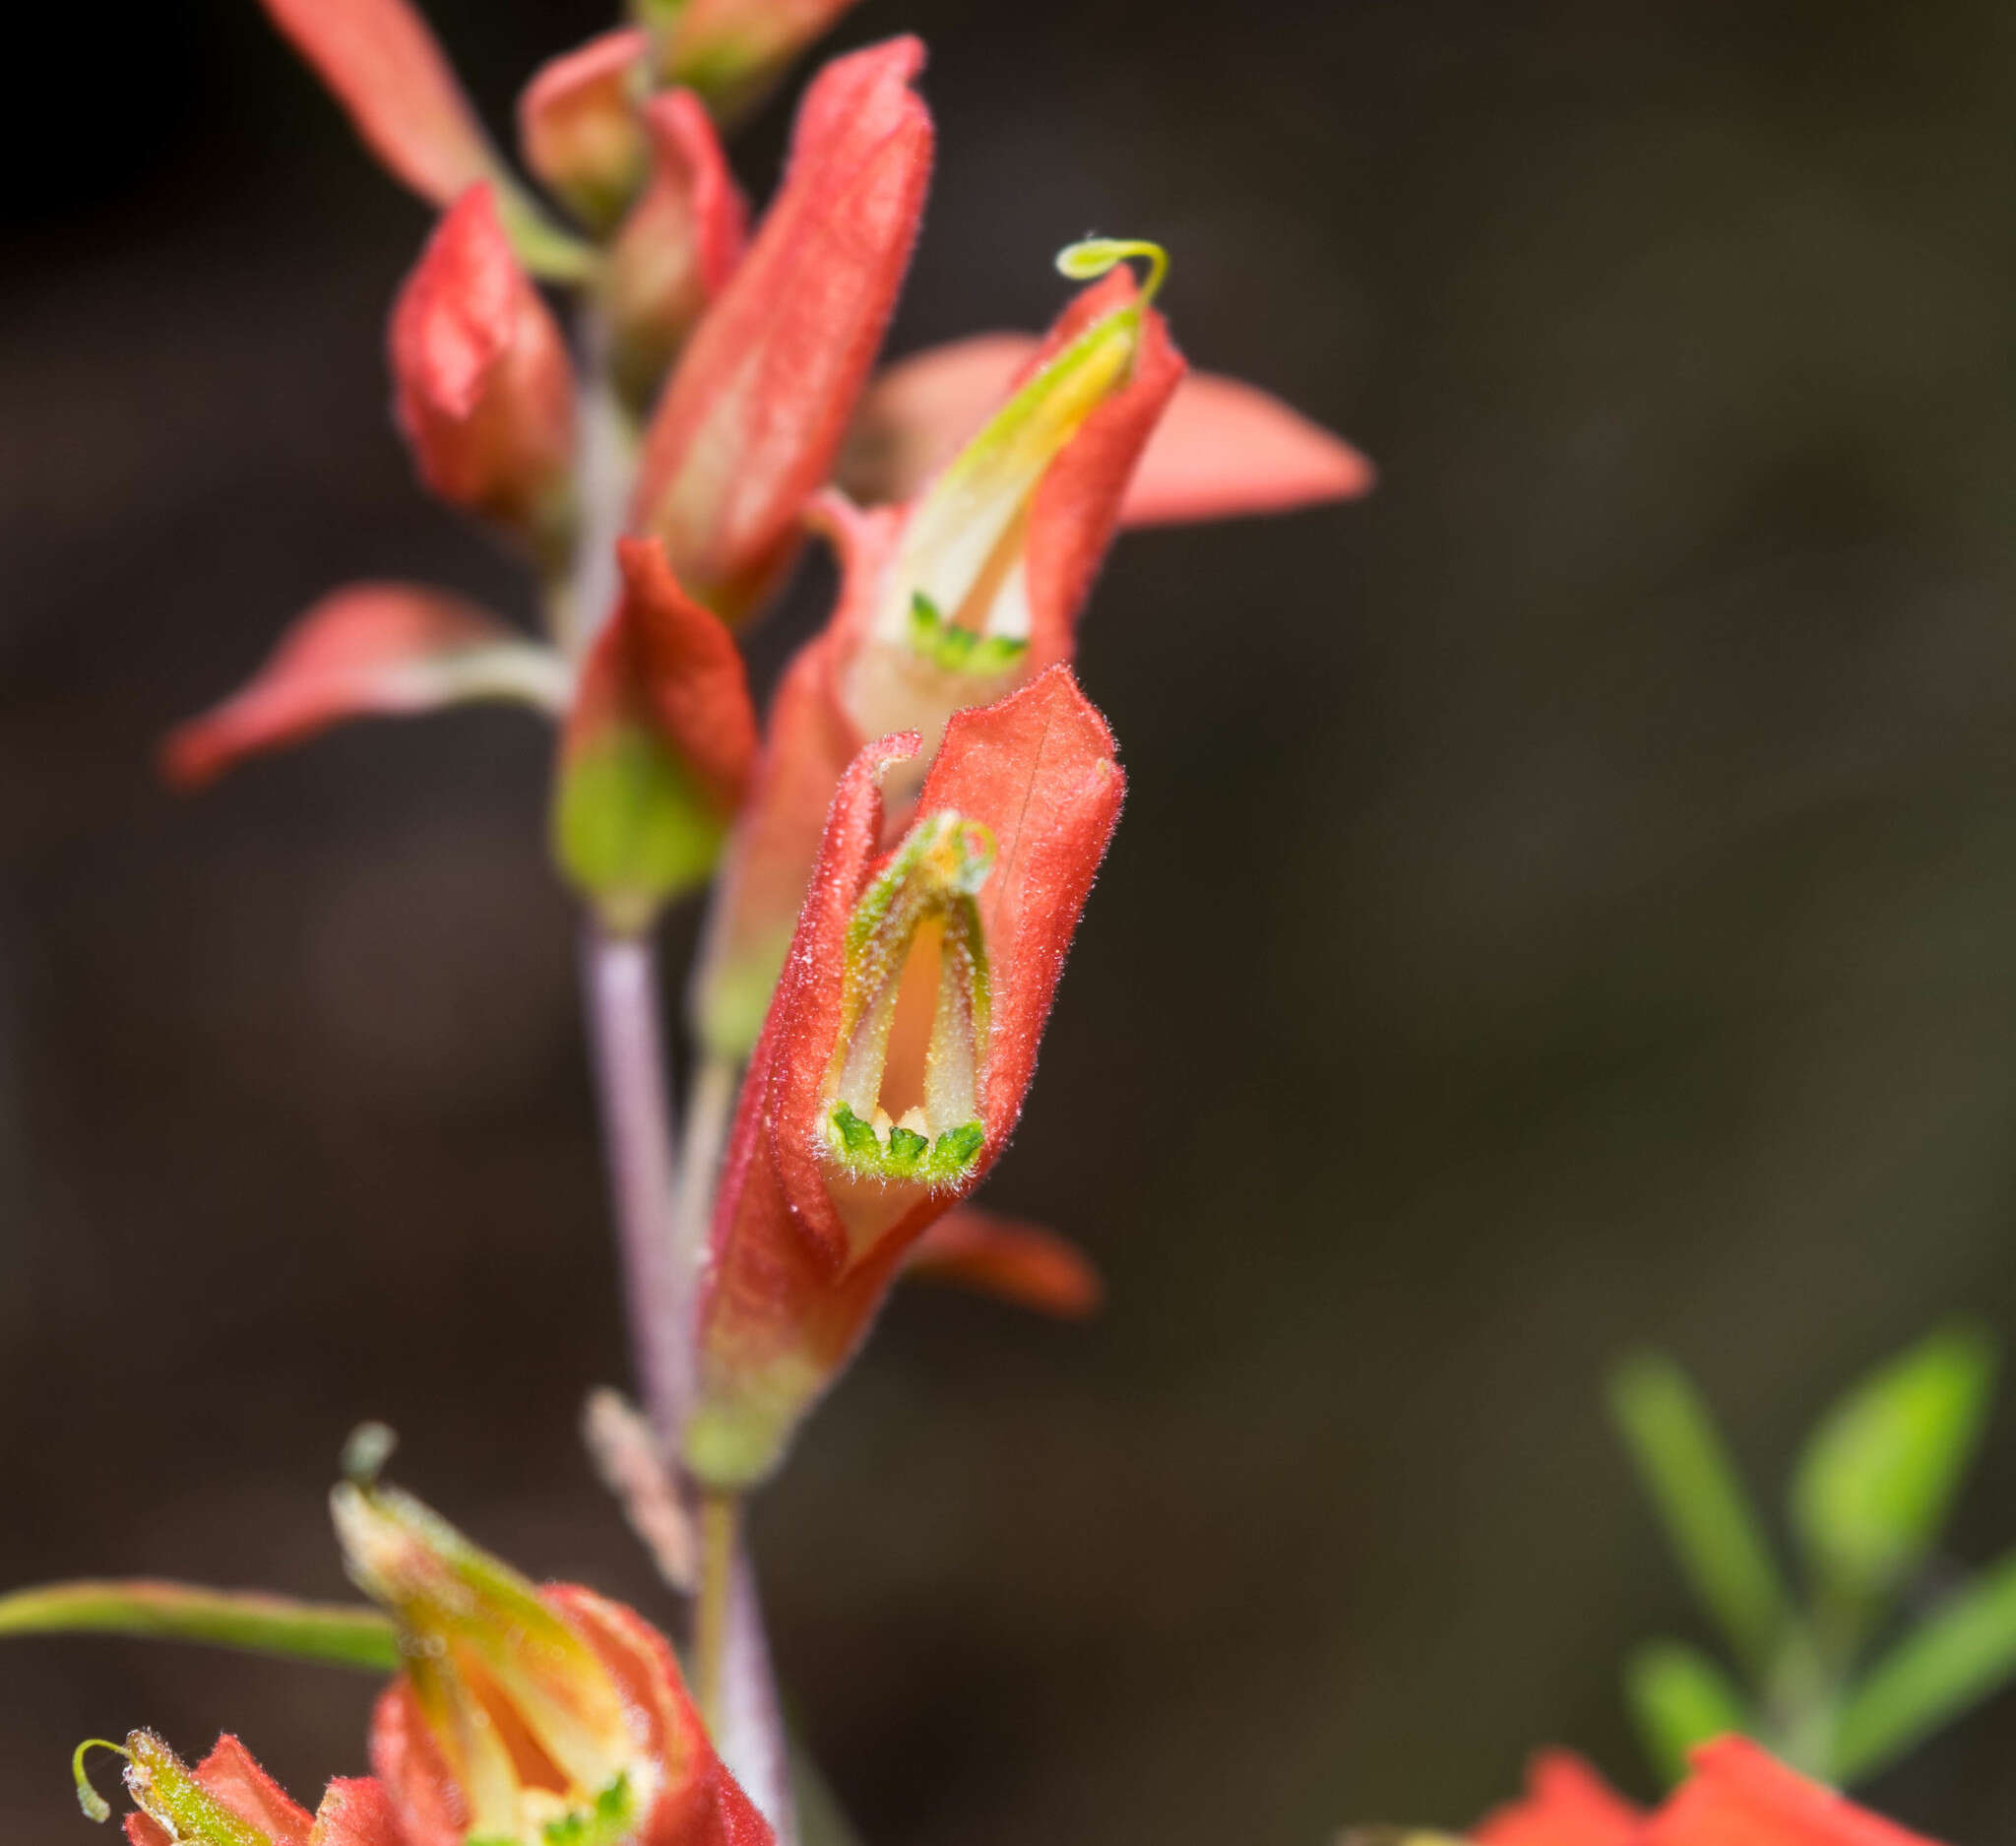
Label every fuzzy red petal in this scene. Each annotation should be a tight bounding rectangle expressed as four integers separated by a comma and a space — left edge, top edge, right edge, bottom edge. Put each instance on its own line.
1644, 1739, 1938, 1846
308, 1778, 407, 1846
845, 333, 1372, 527
630, 37, 931, 622
256, 0, 497, 205
517, 30, 652, 231
608, 90, 751, 403
1474, 1750, 1642, 1846
160, 583, 545, 789
389, 185, 576, 544
903, 1206, 1102, 1316
192, 1737, 315, 1846
564, 539, 758, 814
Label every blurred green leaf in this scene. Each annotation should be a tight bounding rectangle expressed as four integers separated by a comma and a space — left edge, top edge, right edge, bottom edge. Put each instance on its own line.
0, 1579, 398, 1671
1609, 1352, 1794, 1675
1624, 1638, 1752, 1788
1832, 1546, 2016, 1785
1790, 1324, 1996, 1608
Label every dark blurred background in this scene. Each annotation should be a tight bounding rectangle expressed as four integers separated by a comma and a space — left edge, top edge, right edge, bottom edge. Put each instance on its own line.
9, 0, 2016, 1836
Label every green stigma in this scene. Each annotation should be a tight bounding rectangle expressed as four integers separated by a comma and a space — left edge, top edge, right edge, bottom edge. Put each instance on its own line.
1054, 235, 1170, 305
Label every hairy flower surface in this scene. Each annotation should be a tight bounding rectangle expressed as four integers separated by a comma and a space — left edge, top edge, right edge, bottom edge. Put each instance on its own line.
684, 667, 1123, 1487
81, 1731, 401, 1846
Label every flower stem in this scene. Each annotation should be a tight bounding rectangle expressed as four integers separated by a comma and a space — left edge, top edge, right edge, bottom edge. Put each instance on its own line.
674, 1050, 739, 1278
580, 923, 689, 1442
694, 1491, 740, 1730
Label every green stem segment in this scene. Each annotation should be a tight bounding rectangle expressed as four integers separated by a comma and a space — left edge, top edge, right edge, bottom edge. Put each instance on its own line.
693, 1494, 740, 1734
0, 1579, 399, 1672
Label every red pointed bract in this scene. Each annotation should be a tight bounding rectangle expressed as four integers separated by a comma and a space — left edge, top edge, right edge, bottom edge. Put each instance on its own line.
256, 0, 499, 206
903, 1206, 1102, 1316
160, 584, 541, 789
370, 1583, 771, 1846
845, 332, 1374, 526
688, 669, 1123, 1486
608, 90, 751, 403
564, 539, 758, 815
629, 36, 932, 622
1474, 1750, 1642, 1846
517, 29, 652, 230
1642, 1739, 1939, 1846
389, 185, 576, 550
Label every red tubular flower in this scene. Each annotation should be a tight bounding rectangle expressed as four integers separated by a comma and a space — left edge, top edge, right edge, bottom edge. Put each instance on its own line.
336, 1472, 771, 1846
629, 36, 932, 624
389, 185, 578, 565
607, 91, 750, 410
517, 30, 653, 233
83, 1730, 401, 1846
1641, 1740, 1938, 1846
842, 329, 1375, 524
1474, 1751, 1643, 1846
684, 666, 1124, 1488
688, 257, 1181, 1060
553, 538, 759, 931
159, 583, 567, 789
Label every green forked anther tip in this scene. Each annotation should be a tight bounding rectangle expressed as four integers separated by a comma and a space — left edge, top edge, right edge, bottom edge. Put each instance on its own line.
73, 1738, 130, 1824
1054, 236, 1169, 304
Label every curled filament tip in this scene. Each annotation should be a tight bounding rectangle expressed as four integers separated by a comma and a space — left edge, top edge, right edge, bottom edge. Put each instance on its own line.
343, 1421, 399, 1487
1054, 237, 1169, 304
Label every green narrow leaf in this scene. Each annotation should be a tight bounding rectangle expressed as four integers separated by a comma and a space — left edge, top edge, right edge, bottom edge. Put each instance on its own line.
0, 1579, 400, 1672
1832, 1547, 2016, 1784
1624, 1638, 1752, 1789
1608, 1352, 1794, 1675
1790, 1324, 1997, 1608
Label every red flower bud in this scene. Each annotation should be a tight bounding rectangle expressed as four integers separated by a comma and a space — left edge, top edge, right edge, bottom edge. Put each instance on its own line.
517, 30, 653, 233
630, 37, 931, 623
607, 91, 750, 409
684, 667, 1123, 1487
553, 539, 759, 932
389, 185, 577, 563
657, 0, 867, 122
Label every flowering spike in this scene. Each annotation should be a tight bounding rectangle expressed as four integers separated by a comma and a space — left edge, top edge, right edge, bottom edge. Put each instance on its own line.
517, 31, 653, 234
629, 37, 932, 623
1054, 235, 1169, 304
390, 185, 578, 566
160, 585, 564, 791
685, 668, 1123, 1487
252, 0, 590, 280
607, 91, 750, 411
553, 539, 758, 933
902, 1207, 1102, 1317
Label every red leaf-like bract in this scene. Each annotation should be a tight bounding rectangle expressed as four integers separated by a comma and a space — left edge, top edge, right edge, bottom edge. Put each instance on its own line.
686, 668, 1123, 1486
903, 1206, 1102, 1317
120, 1736, 403, 1846
160, 584, 546, 789
1473, 1751, 1642, 1846
1642, 1739, 1940, 1846
629, 36, 932, 622
256, 0, 498, 206
371, 1584, 771, 1846
844, 332, 1374, 526
389, 185, 576, 552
